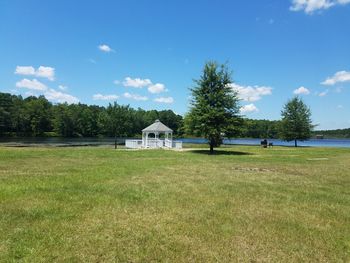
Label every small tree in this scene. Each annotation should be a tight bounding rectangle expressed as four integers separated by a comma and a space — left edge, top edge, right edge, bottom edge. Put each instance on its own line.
186, 61, 241, 154
104, 102, 132, 149
280, 96, 313, 147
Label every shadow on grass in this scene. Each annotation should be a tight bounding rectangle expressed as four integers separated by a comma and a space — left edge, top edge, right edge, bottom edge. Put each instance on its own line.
189, 149, 253, 156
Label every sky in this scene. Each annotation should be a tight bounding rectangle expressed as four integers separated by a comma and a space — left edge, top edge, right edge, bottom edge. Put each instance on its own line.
1, 0, 350, 130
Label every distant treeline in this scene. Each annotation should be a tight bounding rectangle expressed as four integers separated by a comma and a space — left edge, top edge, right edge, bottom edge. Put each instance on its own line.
2, 92, 348, 139
312, 129, 350, 139
0, 92, 183, 137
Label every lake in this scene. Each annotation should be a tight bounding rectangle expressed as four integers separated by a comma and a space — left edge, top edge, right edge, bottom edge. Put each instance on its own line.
182, 138, 350, 148
1, 137, 350, 148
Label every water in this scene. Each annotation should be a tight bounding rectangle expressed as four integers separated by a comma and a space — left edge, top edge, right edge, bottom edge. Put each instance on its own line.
182, 138, 350, 148
0, 137, 118, 147
1, 137, 350, 148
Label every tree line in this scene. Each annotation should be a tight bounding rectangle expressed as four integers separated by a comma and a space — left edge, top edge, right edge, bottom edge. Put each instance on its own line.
311, 128, 350, 138
0, 92, 183, 138
0, 89, 314, 145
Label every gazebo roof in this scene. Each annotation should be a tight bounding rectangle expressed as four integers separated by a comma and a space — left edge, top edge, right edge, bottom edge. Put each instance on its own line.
142, 119, 173, 132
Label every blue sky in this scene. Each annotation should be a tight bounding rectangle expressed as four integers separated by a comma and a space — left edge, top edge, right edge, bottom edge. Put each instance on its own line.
1, 0, 350, 129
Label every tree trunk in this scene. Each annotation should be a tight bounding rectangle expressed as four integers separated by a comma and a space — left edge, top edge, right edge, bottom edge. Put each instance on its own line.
114, 133, 117, 149
209, 143, 214, 154
294, 139, 297, 147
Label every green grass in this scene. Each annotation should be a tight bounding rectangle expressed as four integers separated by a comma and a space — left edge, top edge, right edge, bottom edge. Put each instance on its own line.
0, 145, 349, 262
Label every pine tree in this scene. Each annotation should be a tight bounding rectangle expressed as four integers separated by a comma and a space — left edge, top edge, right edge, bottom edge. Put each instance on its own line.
186, 61, 241, 154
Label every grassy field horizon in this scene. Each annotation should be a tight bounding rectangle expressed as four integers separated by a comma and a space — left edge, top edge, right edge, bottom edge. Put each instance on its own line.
0, 145, 349, 262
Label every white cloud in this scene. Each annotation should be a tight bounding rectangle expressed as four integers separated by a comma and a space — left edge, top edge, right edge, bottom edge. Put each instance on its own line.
15, 78, 78, 104
16, 79, 47, 91
10, 89, 19, 94
290, 0, 350, 14
36, 66, 55, 80
240, 104, 259, 114
321, 70, 350, 85
337, 104, 344, 109
123, 92, 148, 101
45, 89, 79, 104
229, 83, 272, 102
98, 44, 114, 53
148, 83, 167, 94
15, 66, 35, 76
93, 93, 119, 101
123, 77, 152, 88
154, 97, 174, 104
15, 65, 55, 81
58, 85, 68, 91
293, 86, 310, 95
318, 89, 329, 96
113, 80, 120, 85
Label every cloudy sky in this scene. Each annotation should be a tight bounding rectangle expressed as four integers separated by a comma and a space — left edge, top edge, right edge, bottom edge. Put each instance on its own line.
1, 0, 350, 129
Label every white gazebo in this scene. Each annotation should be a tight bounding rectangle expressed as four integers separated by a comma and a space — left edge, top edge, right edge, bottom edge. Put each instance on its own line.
125, 119, 182, 149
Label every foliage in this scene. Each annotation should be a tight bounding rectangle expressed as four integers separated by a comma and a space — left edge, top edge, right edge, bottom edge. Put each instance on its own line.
242, 118, 280, 139
312, 128, 350, 139
280, 96, 313, 147
186, 62, 241, 153
0, 92, 183, 138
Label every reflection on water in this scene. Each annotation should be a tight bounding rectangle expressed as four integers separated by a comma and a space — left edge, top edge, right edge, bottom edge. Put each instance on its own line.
0, 137, 120, 147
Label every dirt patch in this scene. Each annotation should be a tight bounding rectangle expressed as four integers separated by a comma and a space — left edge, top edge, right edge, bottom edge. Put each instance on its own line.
232, 167, 275, 173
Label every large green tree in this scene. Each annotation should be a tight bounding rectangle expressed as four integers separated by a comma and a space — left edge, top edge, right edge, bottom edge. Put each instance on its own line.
280, 96, 313, 147
186, 61, 241, 154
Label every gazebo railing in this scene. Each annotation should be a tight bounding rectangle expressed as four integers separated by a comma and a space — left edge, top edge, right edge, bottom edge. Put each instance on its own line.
146, 139, 164, 148
164, 139, 172, 148
173, 141, 182, 149
125, 140, 143, 149
125, 138, 182, 149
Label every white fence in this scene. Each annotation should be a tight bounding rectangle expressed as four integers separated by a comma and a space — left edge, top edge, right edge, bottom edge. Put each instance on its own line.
173, 141, 182, 149
125, 140, 143, 149
165, 139, 172, 148
125, 139, 182, 149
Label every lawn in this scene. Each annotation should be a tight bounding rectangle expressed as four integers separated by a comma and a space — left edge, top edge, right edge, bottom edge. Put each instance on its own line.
0, 145, 349, 262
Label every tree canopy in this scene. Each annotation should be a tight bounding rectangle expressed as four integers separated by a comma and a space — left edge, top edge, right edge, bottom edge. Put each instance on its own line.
280, 96, 313, 147
0, 92, 183, 138
185, 61, 241, 153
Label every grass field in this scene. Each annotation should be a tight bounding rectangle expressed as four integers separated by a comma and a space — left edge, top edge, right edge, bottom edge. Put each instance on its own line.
0, 145, 349, 262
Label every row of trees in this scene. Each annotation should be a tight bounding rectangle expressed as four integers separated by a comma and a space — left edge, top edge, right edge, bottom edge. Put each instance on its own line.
1, 60, 314, 152
311, 128, 350, 138
0, 93, 183, 138
0, 89, 313, 147
186, 61, 313, 152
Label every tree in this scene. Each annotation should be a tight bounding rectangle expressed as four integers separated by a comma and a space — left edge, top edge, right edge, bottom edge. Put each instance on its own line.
186, 61, 241, 154
25, 96, 52, 136
103, 102, 132, 149
280, 96, 313, 147
52, 103, 75, 137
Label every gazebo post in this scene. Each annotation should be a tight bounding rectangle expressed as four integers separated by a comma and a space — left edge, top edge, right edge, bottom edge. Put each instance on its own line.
142, 132, 145, 148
